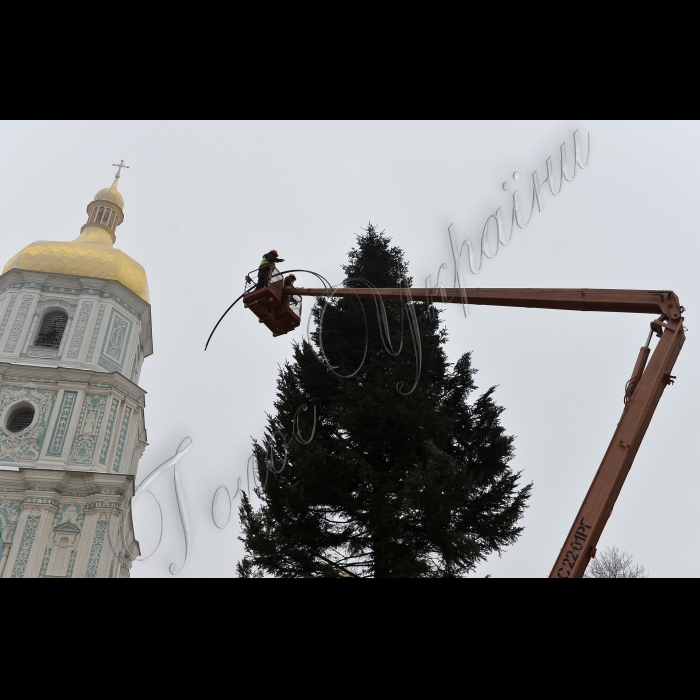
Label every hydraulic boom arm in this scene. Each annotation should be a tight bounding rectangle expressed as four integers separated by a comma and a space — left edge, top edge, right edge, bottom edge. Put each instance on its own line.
290, 287, 682, 319
286, 286, 685, 578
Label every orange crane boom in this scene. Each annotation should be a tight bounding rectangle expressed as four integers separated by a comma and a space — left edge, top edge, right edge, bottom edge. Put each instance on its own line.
286, 286, 685, 578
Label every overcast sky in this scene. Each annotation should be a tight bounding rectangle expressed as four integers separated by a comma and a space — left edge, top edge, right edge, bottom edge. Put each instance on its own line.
1, 120, 697, 577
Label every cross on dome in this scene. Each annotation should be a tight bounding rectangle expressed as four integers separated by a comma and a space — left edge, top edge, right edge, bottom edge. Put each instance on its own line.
112, 159, 129, 179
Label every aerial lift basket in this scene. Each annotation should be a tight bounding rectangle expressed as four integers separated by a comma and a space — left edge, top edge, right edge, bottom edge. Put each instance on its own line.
243, 265, 302, 337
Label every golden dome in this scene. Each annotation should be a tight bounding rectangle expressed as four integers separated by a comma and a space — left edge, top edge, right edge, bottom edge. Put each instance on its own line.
94, 179, 125, 210
2, 177, 150, 303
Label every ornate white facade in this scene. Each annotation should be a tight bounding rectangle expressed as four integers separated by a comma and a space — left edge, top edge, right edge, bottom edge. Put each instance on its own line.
0, 176, 152, 578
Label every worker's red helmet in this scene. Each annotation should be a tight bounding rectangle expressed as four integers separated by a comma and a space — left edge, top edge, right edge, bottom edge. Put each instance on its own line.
270, 249, 279, 255
288, 274, 296, 279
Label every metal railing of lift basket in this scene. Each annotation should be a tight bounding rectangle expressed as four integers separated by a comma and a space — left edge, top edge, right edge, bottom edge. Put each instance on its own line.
244, 264, 284, 295
289, 294, 302, 317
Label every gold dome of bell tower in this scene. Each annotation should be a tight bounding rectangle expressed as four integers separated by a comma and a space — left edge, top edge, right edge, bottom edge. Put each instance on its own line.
2, 162, 150, 302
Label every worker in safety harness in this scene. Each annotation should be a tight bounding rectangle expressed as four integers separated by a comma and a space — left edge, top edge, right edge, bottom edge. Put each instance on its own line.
256, 250, 285, 289
283, 273, 296, 287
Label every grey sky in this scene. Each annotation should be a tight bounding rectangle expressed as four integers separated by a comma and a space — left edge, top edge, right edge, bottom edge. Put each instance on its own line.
1, 120, 697, 577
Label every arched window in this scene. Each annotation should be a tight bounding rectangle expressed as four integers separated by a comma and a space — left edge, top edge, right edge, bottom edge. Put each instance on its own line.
35, 310, 68, 349
107, 210, 115, 228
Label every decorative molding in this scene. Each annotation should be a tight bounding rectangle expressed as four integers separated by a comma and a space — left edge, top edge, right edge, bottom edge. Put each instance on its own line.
3, 293, 33, 353
67, 300, 94, 359
68, 393, 108, 465
99, 398, 119, 465
0, 374, 54, 384
98, 357, 120, 373
0, 386, 56, 463
45, 505, 82, 577
39, 546, 51, 577
88, 381, 140, 402
52, 503, 83, 528
128, 339, 139, 379
0, 280, 143, 319
0, 368, 143, 403
106, 316, 127, 361
0, 294, 17, 344
86, 303, 106, 362
66, 550, 77, 578
24, 497, 58, 506
85, 501, 122, 511
35, 297, 78, 319
23, 347, 60, 359
100, 310, 132, 370
112, 406, 132, 472
85, 518, 108, 578
48, 391, 78, 456
10, 514, 41, 578
131, 347, 143, 383
0, 498, 21, 540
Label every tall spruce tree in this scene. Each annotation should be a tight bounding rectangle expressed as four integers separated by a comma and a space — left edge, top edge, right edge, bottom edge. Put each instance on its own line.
237, 226, 531, 577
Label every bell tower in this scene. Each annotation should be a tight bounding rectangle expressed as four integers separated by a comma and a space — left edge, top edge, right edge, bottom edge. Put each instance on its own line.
0, 166, 152, 578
